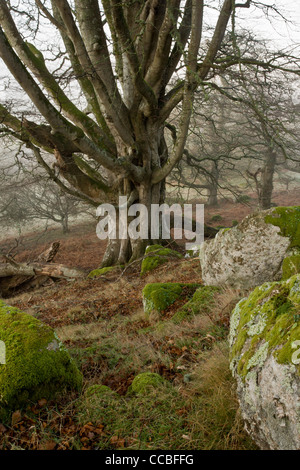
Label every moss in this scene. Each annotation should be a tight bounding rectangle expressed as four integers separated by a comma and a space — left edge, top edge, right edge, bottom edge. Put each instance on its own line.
230, 329, 248, 371
78, 384, 123, 428
141, 245, 183, 275
85, 384, 118, 399
78, 379, 188, 450
73, 155, 110, 193
142, 283, 200, 317
171, 286, 219, 324
185, 248, 199, 258
264, 206, 300, 249
26, 42, 45, 63
229, 275, 300, 380
282, 255, 300, 280
0, 300, 82, 422
88, 266, 123, 278
128, 372, 165, 395
245, 341, 269, 372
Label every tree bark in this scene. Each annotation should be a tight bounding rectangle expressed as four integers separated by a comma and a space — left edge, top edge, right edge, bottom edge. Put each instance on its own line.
100, 179, 165, 267
206, 161, 219, 207
99, 181, 218, 268
259, 150, 276, 209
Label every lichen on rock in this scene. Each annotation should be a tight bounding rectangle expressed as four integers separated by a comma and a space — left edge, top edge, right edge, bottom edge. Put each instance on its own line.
141, 245, 183, 275
200, 206, 300, 288
0, 300, 82, 422
229, 275, 300, 449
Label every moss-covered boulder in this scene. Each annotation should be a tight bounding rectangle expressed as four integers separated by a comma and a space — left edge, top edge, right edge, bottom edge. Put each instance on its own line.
142, 283, 200, 319
128, 372, 165, 395
229, 275, 300, 450
0, 300, 82, 422
141, 245, 183, 275
200, 206, 300, 288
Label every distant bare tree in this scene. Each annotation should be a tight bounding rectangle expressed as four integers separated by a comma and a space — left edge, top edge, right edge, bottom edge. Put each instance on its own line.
170, 32, 300, 208
0, 174, 83, 233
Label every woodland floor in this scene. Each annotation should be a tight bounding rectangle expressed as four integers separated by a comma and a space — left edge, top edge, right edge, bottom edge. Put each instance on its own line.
0, 190, 299, 450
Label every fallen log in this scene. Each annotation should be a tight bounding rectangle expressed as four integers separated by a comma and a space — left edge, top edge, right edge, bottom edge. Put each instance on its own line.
0, 260, 85, 279
0, 242, 85, 297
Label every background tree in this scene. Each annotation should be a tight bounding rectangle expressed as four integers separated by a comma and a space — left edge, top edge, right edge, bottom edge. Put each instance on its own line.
0, 136, 87, 234
0, 177, 83, 234
170, 32, 300, 209
0, 1, 299, 266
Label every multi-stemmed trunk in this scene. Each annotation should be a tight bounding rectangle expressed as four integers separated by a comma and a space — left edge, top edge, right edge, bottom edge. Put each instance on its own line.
100, 180, 166, 267
100, 128, 168, 267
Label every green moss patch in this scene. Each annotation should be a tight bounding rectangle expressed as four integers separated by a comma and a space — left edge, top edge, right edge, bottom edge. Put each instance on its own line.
88, 266, 123, 278
85, 384, 118, 399
265, 206, 300, 249
141, 245, 183, 275
282, 254, 300, 280
76, 341, 255, 450
171, 286, 220, 324
229, 275, 300, 379
142, 283, 200, 317
128, 372, 165, 395
77, 379, 186, 450
0, 300, 82, 422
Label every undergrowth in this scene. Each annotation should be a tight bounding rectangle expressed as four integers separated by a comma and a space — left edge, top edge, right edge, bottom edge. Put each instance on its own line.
0, 258, 256, 450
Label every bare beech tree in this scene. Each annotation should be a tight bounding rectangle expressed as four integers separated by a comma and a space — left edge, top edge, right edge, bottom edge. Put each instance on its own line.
0, 1, 299, 266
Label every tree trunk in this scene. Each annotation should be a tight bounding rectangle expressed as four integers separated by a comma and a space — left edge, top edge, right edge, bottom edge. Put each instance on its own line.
99, 177, 218, 268
207, 184, 218, 207
99, 124, 169, 268
36, 242, 60, 262
206, 162, 219, 207
100, 180, 164, 267
259, 150, 276, 209
61, 215, 70, 234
